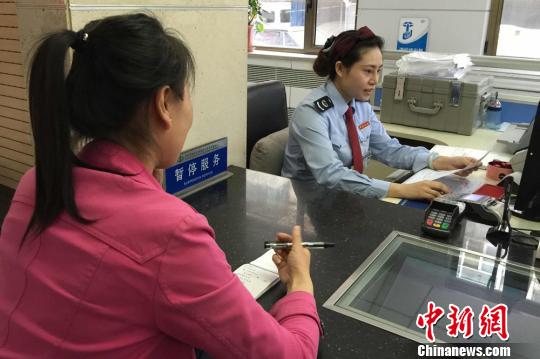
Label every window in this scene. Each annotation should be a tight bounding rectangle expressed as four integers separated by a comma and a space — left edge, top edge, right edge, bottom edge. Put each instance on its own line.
314, 0, 357, 46
260, 8, 275, 23
486, 0, 540, 58
253, 0, 358, 52
280, 9, 291, 23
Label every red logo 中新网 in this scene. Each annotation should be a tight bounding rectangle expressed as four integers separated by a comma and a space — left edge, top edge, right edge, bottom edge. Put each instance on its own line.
416, 302, 509, 342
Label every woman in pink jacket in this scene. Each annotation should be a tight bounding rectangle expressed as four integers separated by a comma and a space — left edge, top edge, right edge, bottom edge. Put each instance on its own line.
0, 13, 321, 358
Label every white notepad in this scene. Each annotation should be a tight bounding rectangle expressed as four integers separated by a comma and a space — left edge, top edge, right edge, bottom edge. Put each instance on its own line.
234, 250, 280, 299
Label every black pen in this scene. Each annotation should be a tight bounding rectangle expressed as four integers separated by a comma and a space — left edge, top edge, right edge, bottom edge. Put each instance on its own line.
264, 241, 335, 249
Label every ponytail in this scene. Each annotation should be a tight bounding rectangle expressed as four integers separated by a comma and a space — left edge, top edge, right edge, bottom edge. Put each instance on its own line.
24, 31, 88, 242
22, 14, 195, 244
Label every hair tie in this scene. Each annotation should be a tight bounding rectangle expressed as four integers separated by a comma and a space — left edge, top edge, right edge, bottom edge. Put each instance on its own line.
322, 35, 336, 54
71, 30, 89, 52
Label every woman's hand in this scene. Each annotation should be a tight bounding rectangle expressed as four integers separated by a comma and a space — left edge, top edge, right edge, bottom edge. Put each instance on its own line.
272, 226, 314, 295
432, 156, 480, 176
388, 180, 450, 200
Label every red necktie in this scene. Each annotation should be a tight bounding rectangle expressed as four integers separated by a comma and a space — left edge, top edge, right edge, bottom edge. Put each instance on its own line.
345, 106, 363, 173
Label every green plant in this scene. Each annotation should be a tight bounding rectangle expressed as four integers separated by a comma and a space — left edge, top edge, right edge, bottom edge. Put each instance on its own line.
248, 0, 264, 33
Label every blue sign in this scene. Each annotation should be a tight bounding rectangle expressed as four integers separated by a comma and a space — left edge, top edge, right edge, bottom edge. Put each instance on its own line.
397, 18, 429, 52
165, 138, 228, 195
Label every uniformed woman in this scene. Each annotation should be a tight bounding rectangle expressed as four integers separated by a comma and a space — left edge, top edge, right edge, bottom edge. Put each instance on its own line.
282, 26, 478, 200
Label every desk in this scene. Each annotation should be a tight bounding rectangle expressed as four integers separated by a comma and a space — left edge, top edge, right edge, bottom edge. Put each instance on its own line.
382, 165, 540, 233
378, 123, 540, 232
384, 123, 502, 150
366, 123, 511, 181
183, 166, 539, 359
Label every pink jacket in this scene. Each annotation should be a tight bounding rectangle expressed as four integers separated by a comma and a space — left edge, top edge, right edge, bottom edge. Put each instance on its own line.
0, 141, 321, 358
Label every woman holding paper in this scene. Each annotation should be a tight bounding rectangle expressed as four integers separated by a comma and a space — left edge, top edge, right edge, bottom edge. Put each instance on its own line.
0, 14, 320, 358
282, 26, 478, 200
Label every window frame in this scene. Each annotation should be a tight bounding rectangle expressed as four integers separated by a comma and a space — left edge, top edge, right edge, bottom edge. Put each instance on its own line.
484, 0, 504, 55
485, 0, 540, 59
255, 0, 539, 60
254, 0, 358, 54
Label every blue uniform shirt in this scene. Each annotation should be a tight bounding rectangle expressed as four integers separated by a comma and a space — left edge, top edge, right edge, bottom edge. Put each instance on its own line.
282, 80, 434, 198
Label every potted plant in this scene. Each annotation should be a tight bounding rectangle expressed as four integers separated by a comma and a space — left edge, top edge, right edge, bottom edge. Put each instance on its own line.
248, 0, 264, 52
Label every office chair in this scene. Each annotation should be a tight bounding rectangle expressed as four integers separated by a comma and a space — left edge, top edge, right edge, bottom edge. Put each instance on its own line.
249, 127, 289, 175
246, 80, 289, 170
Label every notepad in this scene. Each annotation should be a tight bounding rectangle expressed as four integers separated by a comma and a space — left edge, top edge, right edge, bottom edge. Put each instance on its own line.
234, 250, 280, 299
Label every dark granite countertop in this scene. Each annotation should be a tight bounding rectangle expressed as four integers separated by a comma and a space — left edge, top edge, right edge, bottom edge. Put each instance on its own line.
184, 166, 539, 359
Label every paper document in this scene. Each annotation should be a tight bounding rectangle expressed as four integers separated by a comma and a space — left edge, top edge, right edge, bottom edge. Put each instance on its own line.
430, 144, 512, 168
404, 168, 456, 183
430, 145, 487, 157
435, 174, 484, 196
455, 152, 488, 173
234, 250, 280, 299
404, 152, 486, 184
404, 147, 486, 196
430, 145, 488, 165
404, 170, 483, 197
404, 146, 488, 184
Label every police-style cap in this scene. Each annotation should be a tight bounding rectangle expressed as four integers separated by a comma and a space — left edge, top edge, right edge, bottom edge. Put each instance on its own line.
321, 26, 377, 55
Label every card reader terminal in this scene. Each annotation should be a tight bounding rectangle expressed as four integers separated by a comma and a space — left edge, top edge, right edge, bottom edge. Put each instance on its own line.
459, 193, 504, 224
422, 197, 466, 238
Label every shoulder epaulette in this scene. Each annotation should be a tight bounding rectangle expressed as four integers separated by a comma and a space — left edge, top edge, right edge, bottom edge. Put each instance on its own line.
313, 96, 334, 113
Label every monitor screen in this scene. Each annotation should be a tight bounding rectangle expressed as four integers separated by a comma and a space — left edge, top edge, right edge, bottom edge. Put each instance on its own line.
514, 101, 540, 221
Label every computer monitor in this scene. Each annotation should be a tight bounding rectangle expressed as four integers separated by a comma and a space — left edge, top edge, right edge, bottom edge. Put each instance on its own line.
514, 101, 540, 222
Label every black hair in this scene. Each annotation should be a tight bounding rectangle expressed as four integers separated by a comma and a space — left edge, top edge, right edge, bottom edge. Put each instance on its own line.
313, 30, 384, 80
24, 13, 195, 243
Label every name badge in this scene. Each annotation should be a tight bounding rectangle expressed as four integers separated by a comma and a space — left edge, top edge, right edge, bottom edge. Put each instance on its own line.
358, 121, 370, 130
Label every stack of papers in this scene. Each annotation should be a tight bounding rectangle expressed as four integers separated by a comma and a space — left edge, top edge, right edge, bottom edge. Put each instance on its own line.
396, 52, 473, 79
234, 250, 280, 299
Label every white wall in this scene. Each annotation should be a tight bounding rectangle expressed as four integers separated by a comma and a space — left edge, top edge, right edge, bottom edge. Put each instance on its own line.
356, 0, 491, 55
12, 0, 248, 188
69, 0, 247, 167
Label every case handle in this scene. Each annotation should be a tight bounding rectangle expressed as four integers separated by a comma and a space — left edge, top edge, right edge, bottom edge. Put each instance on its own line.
407, 97, 443, 115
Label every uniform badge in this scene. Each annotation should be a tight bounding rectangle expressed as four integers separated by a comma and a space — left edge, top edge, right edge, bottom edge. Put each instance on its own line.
358, 121, 370, 130
313, 96, 334, 113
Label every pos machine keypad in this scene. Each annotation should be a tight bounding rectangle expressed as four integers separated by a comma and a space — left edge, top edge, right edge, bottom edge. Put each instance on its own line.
422, 199, 465, 238
425, 208, 452, 231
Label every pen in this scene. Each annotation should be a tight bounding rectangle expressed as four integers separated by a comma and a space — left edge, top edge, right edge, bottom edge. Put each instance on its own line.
264, 241, 335, 249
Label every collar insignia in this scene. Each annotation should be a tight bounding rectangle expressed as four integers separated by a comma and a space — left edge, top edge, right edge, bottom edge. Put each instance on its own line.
313, 96, 334, 113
